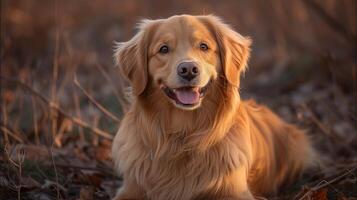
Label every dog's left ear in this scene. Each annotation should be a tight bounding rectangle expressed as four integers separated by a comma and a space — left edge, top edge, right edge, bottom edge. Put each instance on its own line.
114, 20, 157, 96
200, 15, 251, 86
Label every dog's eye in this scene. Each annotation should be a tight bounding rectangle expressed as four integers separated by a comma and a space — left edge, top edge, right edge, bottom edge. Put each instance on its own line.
199, 43, 209, 51
159, 45, 169, 54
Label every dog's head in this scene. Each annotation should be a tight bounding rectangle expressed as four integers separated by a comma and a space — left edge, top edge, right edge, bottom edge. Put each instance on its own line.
115, 15, 251, 110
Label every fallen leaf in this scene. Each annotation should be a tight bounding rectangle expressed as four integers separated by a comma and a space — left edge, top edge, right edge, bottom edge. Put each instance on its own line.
80, 186, 95, 200
312, 188, 328, 200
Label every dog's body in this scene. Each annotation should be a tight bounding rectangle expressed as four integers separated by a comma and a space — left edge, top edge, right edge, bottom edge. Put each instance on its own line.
112, 15, 314, 200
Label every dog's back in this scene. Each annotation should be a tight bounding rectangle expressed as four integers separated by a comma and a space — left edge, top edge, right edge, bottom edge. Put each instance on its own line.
240, 100, 314, 195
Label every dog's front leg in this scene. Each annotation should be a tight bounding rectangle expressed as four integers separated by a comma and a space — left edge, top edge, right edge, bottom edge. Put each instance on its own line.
218, 167, 255, 200
217, 193, 255, 200
199, 167, 254, 200
199, 190, 254, 200
216, 191, 255, 200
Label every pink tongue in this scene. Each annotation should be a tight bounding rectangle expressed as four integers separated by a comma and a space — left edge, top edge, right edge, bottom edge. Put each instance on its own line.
175, 89, 200, 104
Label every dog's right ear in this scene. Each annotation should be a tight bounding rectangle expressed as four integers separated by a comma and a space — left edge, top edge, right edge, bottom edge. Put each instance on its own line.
199, 15, 251, 87
114, 20, 156, 96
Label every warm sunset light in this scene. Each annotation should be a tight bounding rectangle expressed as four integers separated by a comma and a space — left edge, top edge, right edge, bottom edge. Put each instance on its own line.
1, 1, 356, 199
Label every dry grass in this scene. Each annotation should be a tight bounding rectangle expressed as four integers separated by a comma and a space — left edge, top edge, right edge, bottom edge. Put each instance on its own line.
0, 0, 356, 199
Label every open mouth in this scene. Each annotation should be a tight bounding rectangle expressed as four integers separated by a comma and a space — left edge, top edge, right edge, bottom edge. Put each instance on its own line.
160, 82, 210, 109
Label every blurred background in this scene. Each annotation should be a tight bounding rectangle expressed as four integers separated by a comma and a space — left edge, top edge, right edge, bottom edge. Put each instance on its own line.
1, 0, 356, 199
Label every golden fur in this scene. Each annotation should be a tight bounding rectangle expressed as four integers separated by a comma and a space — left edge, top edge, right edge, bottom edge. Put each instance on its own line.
112, 15, 314, 200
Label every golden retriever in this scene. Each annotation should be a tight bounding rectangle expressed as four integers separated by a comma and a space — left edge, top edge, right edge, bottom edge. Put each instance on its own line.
112, 15, 314, 200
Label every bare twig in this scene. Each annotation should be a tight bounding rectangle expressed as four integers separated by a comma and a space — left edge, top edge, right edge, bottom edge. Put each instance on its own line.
49, 144, 60, 200
300, 103, 331, 136
54, 119, 72, 147
0, 76, 113, 140
302, 0, 357, 44
73, 91, 85, 141
17, 148, 25, 200
296, 167, 357, 200
2, 102, 9, 144
300, 103, 343, 142
31, 96, 40, 145
4, 144, 25, 200
74, 72, 121, 123
95, 63, 129, 112
51, 0, 61, 147
91, 115, 100, 146
0, 126, 23, 143
0, 121, 25, 142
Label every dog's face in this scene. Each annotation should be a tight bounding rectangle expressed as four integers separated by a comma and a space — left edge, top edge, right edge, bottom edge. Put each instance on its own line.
115, 15, 251, 110
148, 16, 219, 110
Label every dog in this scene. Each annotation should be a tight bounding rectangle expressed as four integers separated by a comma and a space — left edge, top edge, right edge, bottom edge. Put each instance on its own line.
112, 15, 314, 200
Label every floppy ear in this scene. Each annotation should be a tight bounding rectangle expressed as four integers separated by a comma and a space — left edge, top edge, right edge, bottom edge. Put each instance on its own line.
200, 15, 251, 86
114, 20, 155, 96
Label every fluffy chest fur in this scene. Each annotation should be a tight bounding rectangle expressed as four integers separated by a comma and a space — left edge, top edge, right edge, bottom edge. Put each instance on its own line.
112, 108, 251, 200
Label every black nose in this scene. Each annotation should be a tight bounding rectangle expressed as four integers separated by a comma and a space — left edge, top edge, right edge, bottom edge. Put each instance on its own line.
177, 62, 200, 81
